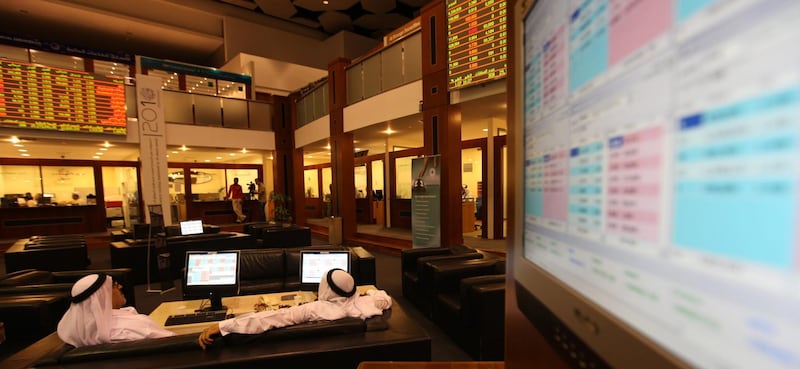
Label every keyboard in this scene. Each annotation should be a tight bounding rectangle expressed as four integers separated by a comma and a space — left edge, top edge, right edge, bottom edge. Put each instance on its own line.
164, 310, 229, 326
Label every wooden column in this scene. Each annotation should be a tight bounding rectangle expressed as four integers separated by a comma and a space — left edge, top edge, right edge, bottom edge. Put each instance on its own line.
268, 93, 299, 223
421, 1, 464, 246
328, 58, 357, 239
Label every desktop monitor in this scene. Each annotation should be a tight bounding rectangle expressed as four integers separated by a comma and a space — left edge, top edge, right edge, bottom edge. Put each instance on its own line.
512, 1, 799, 369
179, 220, 204, 236
184, 250, 240, 312
298, 250, 350, 291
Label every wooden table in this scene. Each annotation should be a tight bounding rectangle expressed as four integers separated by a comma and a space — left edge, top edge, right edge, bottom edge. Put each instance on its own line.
149, 285, 377, 334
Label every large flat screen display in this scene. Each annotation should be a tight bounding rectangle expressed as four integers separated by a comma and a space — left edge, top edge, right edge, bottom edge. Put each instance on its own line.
447, 0, 508, 90
0, 60, 126, 135
517, 0, 800, 368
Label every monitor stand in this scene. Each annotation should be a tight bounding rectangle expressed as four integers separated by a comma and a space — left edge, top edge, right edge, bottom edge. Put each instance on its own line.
196, 292, 227, 312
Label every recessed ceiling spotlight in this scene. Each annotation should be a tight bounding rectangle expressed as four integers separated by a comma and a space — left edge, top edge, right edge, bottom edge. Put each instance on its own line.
241, 148, 248, 153
180, 145, 188, 151
229, 153, 236, 156
215, 156, 222, 160
13, 143, 23, 147
99, 148, 108, 151
204, 159, 210, 162
171, 151, 178, 154
103, 141, 111, 148
21, 153, 30, 157
324, 145, 331, 150
383, 128, 395, 134
323, 0, 329, 4
18, 149, 27, 152
10, 136, 20, 144
95, 152, 103, 155
92, 155, 100, 159
482, 128, 488, 132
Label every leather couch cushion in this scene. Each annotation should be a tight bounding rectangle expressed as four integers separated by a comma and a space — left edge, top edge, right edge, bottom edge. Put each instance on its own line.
239, 249, 286, 280
0, 269, 54, 286
58, 334, 201, 363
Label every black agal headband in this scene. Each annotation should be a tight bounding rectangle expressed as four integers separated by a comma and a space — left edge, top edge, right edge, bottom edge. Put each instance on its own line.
326, 268, 356, 297
71, 273, 108, 304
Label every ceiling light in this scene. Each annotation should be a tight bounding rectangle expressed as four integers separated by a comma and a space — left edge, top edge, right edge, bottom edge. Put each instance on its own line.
241, 148, 248, 153
92, 155, 100, 159
171, 151, 178, 154
21, 153, 30, 157
482, 128, 488, 132
99, 148, 108, 151
95, 152, 103, 155
18, 149, 27, 152
10, 136, 20, 144
103, 141, 111, 148
215, 156, 222, 160
229, 153, 236, 156
323, 0, 329, 4
204, 159, 210, 162
384, 128, 395, 134
269, 156, 274, 160
180, 145, 188, 151
324, 145, 331, 150
13, 144, 23, 147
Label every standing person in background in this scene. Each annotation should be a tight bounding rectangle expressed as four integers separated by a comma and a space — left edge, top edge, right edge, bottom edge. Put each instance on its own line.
255, 178, 268, 222
226, 177, 246, 223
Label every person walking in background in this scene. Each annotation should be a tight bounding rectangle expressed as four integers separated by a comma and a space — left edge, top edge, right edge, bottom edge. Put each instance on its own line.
226, 177, 246, 223
255, 178, 268, 222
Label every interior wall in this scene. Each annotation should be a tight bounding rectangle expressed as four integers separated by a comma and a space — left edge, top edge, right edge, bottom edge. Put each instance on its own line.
223, 17, 377, 70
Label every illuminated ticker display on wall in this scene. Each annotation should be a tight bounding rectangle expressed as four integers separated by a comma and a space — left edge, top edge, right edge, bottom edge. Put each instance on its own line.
447, 0, 508, 90
0, 60, 127, 135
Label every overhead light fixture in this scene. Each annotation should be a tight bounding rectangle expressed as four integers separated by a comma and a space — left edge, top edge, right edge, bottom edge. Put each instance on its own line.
229, 153, 236, 156
10, 136, 20, 144
18, 149, 27, 152
384, 128, 395, 134
100, 148, 108, 151
482, 128, 488, 132
21, 153, 30, 157
180, 145, 188, 151
215, 156, 222, 160
92, 155, 100, 159
323, 0, 329, 4
324, 145, 331, 150
171, 151, 178, 154
204, 159, 210, 162
241, 148, 248, 153
13, 143, 23, 147
103, 141, 111, 148
95, 152, 103, 155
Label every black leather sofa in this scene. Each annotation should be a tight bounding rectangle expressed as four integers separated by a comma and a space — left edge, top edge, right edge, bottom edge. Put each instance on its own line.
110, 231, 257, 284
0, 269, 136, 361
2, 300, 431, 369
244, 223, 312, 248
185, 245, 376, 299
400, 245, 485, 313
4, 236, 90, 273
428, 259, 506, 360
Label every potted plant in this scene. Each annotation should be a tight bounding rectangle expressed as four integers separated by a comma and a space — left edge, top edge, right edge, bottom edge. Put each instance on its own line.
269, 192, 292, 225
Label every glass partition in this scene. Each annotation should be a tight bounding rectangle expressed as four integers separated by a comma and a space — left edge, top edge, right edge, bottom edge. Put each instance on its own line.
371, 160, 384, 197
354, 164, 368, 198
102, 167, 139, 226
395, 157, 412, 199
193, 168, 225, 201
41, 166, 95, 205
304, 169, 319, 198
0, 165, 40, 207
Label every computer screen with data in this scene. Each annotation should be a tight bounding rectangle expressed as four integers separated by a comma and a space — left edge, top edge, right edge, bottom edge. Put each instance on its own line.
515, 0, 800, 368
184, 250, 240, 311
179, 220, 204, 236
299, 251, 350, 290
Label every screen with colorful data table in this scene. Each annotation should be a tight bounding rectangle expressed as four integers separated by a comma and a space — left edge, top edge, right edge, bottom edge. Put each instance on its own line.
446, 0, 508, 90
521, 0, 800, 368
0, 60, 126, 135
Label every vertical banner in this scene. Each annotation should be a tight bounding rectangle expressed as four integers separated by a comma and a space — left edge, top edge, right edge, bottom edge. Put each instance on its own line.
135, 74, 171, 225
412, 155, 442, 248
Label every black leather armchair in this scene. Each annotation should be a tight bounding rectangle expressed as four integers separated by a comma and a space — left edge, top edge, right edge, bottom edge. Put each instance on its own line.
428, 258, 506, 360
400, 245, 481, 309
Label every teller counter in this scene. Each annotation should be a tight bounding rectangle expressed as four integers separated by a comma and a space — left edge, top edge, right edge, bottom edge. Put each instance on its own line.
186, 199, 265, 224
0, 205, 106, 239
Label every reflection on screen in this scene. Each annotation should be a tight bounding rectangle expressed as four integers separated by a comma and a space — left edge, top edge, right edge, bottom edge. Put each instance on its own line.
186, 252, 238, 286
522, 0, 800, 368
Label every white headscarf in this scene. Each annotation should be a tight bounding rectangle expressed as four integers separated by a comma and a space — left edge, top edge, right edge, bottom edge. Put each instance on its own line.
318, 269, 390, 319
57, 274, 113, 347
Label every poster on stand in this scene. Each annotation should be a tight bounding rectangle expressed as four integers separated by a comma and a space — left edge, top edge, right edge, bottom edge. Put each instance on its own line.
412, 155, 441, 248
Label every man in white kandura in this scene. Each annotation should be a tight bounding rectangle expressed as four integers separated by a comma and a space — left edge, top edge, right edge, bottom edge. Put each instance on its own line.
57, 273, 175, 347
198, 269, 392, 350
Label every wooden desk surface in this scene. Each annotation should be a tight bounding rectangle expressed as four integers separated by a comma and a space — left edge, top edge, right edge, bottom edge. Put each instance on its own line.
358, 362, 504, 369
150, 285, 377, 335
